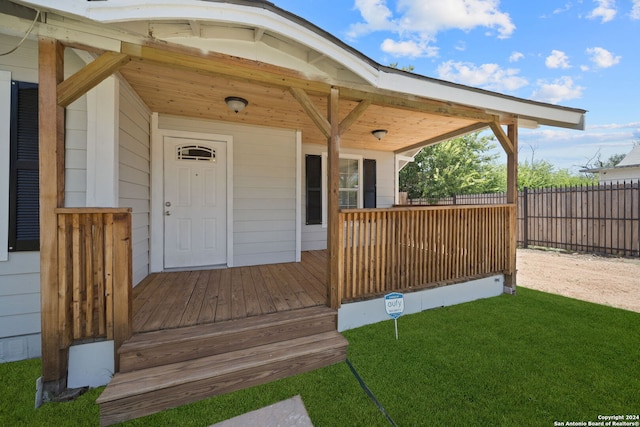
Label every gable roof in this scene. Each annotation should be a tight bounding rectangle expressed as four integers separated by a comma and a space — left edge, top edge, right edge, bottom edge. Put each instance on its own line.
5, 0, 587, 153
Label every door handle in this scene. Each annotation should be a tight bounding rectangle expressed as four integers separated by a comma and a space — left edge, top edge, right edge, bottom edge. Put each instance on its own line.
165, 211, 171, 216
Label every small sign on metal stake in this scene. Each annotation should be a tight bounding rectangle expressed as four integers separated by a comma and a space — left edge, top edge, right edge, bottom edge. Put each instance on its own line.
384, 292, 404, 340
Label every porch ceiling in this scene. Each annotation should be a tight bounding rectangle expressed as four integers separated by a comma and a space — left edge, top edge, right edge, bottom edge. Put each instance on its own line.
119, 59, 484, 153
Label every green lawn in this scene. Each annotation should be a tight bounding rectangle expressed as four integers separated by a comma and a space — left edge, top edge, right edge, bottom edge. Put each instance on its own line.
2, 288, 639, 426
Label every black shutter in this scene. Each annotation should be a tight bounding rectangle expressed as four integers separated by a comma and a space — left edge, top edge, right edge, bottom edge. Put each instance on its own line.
363, 158, 376, 208
8, 81, 39, 252
305, 154, 322, 225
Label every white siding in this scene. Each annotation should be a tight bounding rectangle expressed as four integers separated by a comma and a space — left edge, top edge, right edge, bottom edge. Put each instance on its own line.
158, 115, 298, 266
301, 144, 396, 251
598, 167, 640, 184
0, 36, 88, 361
118, 82, 151, 285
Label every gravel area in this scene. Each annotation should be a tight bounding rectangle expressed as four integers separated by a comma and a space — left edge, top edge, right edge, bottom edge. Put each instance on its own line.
517, 248, 640, 313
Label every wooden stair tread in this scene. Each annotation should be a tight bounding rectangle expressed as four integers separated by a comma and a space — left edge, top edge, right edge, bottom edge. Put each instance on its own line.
121, 306, 333, 353
98, 331, 347, 404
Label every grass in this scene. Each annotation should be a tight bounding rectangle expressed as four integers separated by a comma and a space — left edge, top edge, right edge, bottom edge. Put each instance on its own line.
2, 287, 639, 426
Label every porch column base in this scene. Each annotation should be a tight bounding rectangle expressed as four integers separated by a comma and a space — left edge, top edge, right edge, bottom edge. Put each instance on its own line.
503, 285, 516, 295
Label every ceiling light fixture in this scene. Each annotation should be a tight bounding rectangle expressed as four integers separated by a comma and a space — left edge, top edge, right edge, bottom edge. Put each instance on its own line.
371, 129, 388, 140
225, 96, 248, 113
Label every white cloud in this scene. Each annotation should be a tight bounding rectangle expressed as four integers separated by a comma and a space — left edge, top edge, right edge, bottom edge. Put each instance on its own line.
586, 47, 621, 68
349, 0, 515, 57
545, 50, 571, 69
437, 60, 528, 92
381, 39, 438, 58
509, 51, 524, 62
587, 0, 617, 22
632, 0, 640, 19
531, 76, 584, 104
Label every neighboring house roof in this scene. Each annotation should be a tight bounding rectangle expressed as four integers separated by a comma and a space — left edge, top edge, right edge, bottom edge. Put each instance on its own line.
580, 145, 640, 174
4, 0, 586, 154
617, 145, 640, 167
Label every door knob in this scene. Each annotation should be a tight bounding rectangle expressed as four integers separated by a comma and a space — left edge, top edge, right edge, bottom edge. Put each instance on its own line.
165, 211, 171, 216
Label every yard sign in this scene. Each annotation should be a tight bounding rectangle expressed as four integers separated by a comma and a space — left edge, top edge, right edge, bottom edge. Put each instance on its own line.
384, 292, 404, 340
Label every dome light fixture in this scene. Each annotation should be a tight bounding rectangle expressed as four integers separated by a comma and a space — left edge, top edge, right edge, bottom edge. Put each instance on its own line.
225, 96, 248, 113
371, 129, 388, 140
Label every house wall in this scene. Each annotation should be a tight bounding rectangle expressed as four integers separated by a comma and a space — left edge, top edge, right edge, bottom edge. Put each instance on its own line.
300, 143, 396, 251
157, 115, 298, 267
118, 82, 152, 285
598, 167, 640, 184
0, 36, 88, 362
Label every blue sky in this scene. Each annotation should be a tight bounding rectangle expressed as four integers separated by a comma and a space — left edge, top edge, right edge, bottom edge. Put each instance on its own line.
272, 0, 639, 171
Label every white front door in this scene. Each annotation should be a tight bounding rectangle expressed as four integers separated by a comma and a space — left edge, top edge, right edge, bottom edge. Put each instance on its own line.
163, 136, 227, 268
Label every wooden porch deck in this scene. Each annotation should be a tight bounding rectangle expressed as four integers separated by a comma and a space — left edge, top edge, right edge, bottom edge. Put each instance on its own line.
132, 250, 328, 333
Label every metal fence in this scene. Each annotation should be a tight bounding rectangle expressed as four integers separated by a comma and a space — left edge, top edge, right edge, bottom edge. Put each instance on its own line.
404, 181, 640, 257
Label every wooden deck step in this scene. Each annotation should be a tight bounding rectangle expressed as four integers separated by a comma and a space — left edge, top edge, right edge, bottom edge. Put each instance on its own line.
97, 331, 348, 426
119, 306, 337, 372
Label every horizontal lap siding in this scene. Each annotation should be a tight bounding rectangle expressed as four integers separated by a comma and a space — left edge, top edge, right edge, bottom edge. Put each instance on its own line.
158, 116, 298, 267
119, 83, 151, 286
0, 38, 88, 361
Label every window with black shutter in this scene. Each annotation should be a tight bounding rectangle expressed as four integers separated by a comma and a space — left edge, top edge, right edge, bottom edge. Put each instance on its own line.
305, 155, 377, 225
305, 154, 322, 225
363, 158, 376, 208
8, 81, 39, 252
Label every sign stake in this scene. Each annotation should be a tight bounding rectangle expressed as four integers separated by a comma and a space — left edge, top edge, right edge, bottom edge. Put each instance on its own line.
384, 292, 404, 340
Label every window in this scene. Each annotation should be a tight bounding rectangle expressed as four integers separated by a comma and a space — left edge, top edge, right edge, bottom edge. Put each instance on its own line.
8, 81, 39, 252
305, 154, 376, 226
339, 158, 359, 209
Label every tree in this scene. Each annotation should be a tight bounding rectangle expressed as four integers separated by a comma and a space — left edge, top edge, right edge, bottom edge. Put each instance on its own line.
399, 133, 502, 202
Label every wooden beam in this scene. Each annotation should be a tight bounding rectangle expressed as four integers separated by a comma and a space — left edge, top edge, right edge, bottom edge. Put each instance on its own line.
119, 40, 494, 126
121, 41, 332, 95
39, 37, 67, 394
505, 122, 518, 293
327, 87, 341, 309
289, 87, 331, 138
57, 51, 130, 107
394, 122, 489, 154
339, 99, 371, 135
341, 87, 495, 123
490, 121, 514, 156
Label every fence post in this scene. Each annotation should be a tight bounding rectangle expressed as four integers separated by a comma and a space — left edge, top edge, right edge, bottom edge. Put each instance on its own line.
522, 187, 529, 248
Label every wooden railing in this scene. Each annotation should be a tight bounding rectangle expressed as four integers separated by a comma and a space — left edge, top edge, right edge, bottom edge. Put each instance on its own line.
338, 205, 513, 301
55, 208, 132, 365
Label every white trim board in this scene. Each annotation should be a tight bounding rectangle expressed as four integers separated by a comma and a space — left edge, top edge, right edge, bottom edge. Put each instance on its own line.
0, 71, 10, 261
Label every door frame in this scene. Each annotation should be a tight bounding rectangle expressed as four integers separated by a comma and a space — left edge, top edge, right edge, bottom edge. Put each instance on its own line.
150, 115, 234, 272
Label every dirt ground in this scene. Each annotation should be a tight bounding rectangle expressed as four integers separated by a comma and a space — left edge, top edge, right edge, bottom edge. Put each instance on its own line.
516, 248, 640, 313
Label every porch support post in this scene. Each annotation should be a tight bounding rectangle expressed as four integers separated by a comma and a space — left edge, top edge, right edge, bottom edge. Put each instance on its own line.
327, 87, 341, 309
39, 37, 67, 394
490, 120, 518, 293
505, 122, 518, 293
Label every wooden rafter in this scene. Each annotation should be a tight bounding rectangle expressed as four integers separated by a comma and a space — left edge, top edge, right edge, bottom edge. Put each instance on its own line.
57, 51, 131, 107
